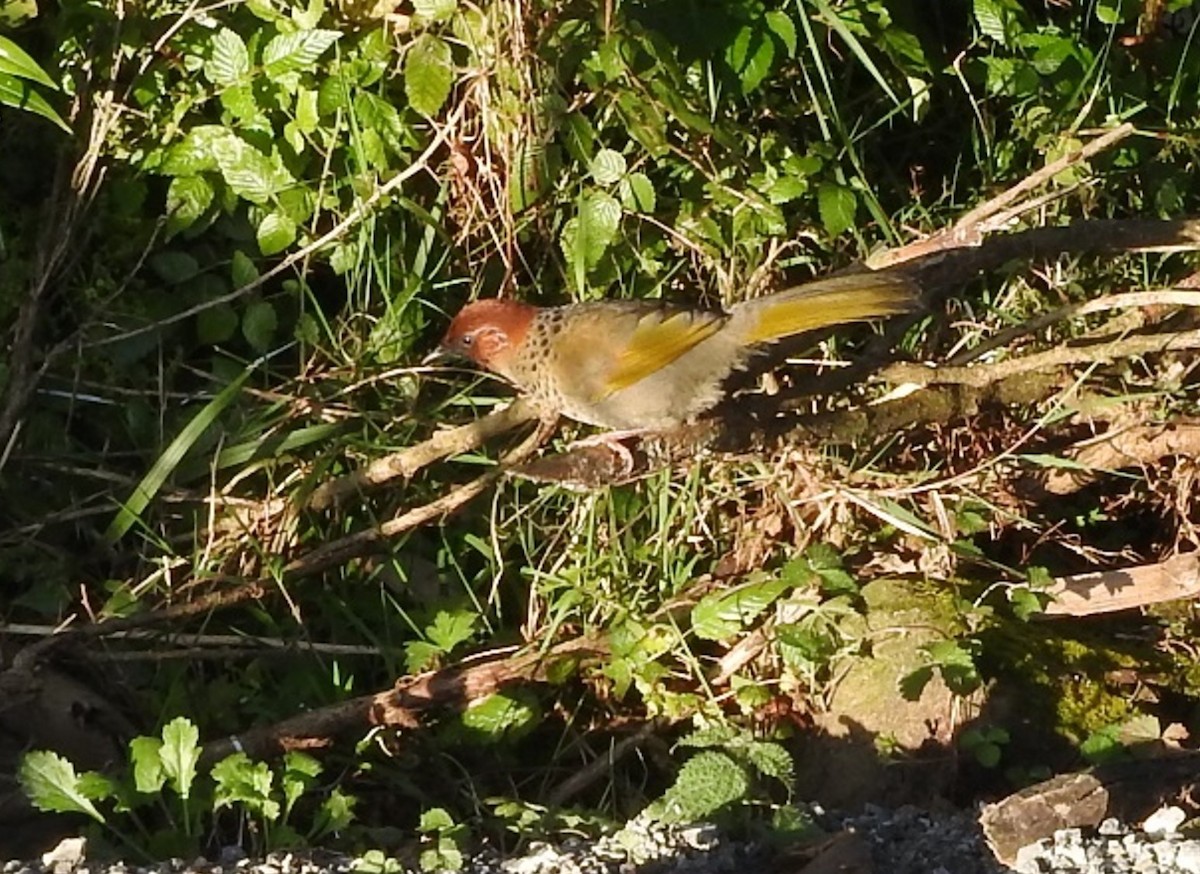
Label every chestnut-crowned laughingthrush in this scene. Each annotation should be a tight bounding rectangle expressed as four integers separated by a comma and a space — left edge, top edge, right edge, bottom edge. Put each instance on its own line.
438, 271, 918, 431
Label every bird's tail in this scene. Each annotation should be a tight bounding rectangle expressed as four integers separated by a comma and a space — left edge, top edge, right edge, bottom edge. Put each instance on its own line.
734, 271, 919, 346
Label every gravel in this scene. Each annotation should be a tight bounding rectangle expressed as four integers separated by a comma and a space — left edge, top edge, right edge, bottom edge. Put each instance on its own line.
14, 804, 1200, 874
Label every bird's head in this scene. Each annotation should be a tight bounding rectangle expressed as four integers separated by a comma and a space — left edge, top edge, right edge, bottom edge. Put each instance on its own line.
437, 299, 537, 375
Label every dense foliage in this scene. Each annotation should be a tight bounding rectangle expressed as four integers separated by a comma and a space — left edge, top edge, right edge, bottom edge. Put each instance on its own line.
3, 0, 1200, 861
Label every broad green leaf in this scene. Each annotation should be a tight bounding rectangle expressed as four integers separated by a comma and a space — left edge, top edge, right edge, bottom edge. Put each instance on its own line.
419, 807, 456, 832
657, 751, 749, 823
205, 28, 250, 85
242, 300, 278, 351
165, 175, 214, 237
212, 753, 280, 820
726, 25, 775, 94
461, 692, 540, 742
765, 11, 797, 58
295, 87, 320, 133
313, 789, 356, 838
160, 717, 200, 800
105, 364, 255, 541
0, 34, 55, 87
743, 741, 794, 783
231, 249, 259, 287
129, 737, 165, 793
212, 135, 293, 204
0, 71, 68, 131
282, 751, 321, 816
256, 211, 297, 255
589, 148, 626, 186
562, 189, 621, 290
621, 172, 655, 212
161, 126, 230, 176
18, 751, 106, 822
149, 250, 201, 284
262, 29, 341, 78
817, 182, 856, 237
414, 0, 456, 21
404, 34, 453, 116
197, 303, 239, 345
691, 576, 791, 641
425, 609, 478, 652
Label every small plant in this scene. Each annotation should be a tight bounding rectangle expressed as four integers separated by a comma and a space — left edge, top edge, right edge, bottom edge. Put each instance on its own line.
18, 716, 355, 858
646, 724, 793, 825
416, 807, 467, 873
959, 725, 1011, 769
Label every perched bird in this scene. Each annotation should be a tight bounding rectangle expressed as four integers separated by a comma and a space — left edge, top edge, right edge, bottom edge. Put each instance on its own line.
438, 271, 918, 431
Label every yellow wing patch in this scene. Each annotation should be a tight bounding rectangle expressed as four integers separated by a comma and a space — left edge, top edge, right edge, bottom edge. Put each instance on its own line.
597, 310, 724, 399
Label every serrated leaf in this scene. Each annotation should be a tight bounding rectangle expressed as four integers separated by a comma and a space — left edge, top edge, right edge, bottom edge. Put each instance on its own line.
165, 175, 214, 237
404, 34, 453, 116
256, 211, 296, 255
0, 71, 69, 131
160, 717, 200, 800
562, 189, 621, 289
425, 609, 478, 652
765, 11, 797, 58
213, 752, 280, 820
0, 34, 56, 87
206, 28, 250, 85
590, 148, 626, 186
161, 126, 230, 176
262, 29, 341, 78
242, 300, 278, 352
726, 25, 775, 94
18, 751, 106, 822
129, 737, 165, 793
659, 751, 749, 823
743, 741, 794, 783
621, 172, 655, 212
212, 135, 293, 204
817, 182, 856, 237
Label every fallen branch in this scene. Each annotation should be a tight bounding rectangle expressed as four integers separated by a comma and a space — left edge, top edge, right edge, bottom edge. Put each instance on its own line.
1040, 552, 1200, 618
199, 635, 607, 765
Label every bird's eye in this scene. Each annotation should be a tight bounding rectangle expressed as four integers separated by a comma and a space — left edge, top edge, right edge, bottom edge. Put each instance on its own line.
461, 334, 474, 347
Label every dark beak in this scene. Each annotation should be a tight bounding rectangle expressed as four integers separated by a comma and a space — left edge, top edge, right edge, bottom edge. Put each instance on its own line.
421, 344, 452, 365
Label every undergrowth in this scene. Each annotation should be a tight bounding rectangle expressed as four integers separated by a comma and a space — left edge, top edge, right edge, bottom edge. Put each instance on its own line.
3, 0, 1200, 862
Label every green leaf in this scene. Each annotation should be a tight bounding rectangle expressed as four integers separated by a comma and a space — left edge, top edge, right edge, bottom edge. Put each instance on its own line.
160, 717, 200, 800
691, 576, 791, 641
165, 175, 214, 237
282, 751, 321, 817
313, 788, 357, 838
129, 736, 165, 794
726, 25, 775, 94
419, 807, 456, 832
404, 34, 453, 116
212, 753, 280, 820
231, 250, 260, 287
161, 126, 230, 176
764, 11, 797, 58
0, 34, 56, 87
242, 300, 278, 352
256, 211, 297, 255
105, 364, 255, 541
561, 189, 621, 289
0, 71, 69, 131
295, 87, 320, 133
589, 148, 626, 186
205, 28, 250, 85
149, 250, 201, 284
212, 135, 294, 205
414, 0, 456, 22
657, 751, 749, 823
18, 751, 107, 823
620, 172, 655, 212
817, 182, 857, 237
973, 0, 1024, 45
197, 303, 240, 345
460, 692, 540, 742
742, 741, 794, 783
425, 609, 478, 652
262, 29, 341, 78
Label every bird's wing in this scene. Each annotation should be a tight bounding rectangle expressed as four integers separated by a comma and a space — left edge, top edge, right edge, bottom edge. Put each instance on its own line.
595, 308, 725, 399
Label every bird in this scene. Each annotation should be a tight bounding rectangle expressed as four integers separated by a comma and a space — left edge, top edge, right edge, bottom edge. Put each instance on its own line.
437, 271, 919, 432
